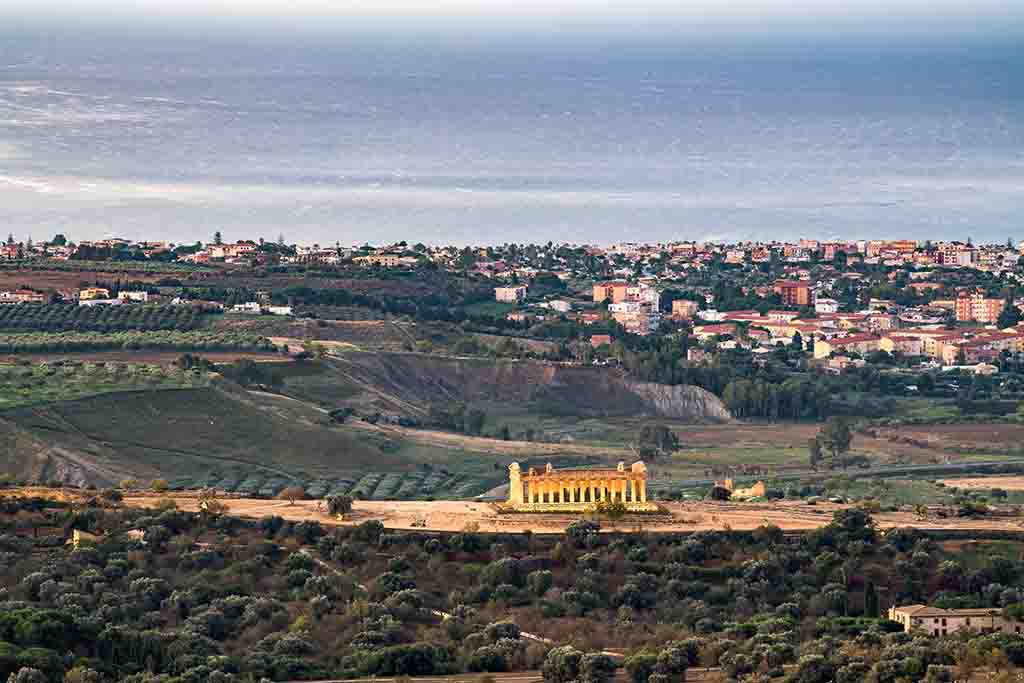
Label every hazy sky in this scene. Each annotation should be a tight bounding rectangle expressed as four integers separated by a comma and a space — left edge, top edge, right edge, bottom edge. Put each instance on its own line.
5, 0, 1024, 40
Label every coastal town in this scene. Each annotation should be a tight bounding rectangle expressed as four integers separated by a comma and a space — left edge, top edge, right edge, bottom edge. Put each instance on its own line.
6, 234, 1024, 374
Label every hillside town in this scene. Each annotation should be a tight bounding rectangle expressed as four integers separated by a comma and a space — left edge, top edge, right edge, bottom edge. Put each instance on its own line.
6, 234, 1024, 373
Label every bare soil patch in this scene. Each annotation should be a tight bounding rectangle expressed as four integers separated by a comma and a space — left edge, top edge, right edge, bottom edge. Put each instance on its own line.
940, 476, 1024, 491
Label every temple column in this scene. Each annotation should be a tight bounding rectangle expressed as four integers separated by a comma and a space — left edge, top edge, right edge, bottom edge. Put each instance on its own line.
639, 479, 647, 502
526, 481, 534, 504
618, 479, 625, 502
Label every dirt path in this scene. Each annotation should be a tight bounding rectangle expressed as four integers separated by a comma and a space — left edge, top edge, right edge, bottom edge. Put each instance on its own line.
119, 495, 1024, 535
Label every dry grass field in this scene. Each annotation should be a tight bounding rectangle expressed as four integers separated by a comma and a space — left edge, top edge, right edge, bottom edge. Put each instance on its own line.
941, 476, 1024, 491
114, 493, 1024, 535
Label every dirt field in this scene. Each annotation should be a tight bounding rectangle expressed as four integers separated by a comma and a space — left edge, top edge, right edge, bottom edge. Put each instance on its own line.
941, 476, 1024, 491
118, 494, 1024, 534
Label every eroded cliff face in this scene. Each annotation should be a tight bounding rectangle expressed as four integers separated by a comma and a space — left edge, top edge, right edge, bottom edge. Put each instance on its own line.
333, 353, 732, 422
625, 381, 732, 421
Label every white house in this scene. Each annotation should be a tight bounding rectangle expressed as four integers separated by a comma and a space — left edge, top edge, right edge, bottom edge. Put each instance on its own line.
118, 291, 149, 303
265, 305, 293, 316
231, 302, 261, 314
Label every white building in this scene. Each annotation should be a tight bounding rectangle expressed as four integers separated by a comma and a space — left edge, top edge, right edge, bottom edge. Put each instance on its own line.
118, 291, 149, 303
815, 298, 839, 314
265, 305, 293, 316
231, 302, 262, 314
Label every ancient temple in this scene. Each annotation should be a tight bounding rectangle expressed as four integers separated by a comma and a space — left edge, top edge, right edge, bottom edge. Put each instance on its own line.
506, 461, 658, 512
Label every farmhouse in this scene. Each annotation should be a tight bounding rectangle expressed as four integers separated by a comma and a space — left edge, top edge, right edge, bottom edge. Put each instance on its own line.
888, 605, 1024, 636
78, 287, 110, 301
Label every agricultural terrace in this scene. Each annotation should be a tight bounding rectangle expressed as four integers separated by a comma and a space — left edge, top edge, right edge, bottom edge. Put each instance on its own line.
0, 360, 211, 409
162, 468, 498, 501
0, 303, 209, 332
0, 258, 209, 275
0, 331, 277, 354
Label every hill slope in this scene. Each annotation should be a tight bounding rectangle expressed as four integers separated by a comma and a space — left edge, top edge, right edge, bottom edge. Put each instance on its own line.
0, 386, 418, 486
291, 352, 731, 421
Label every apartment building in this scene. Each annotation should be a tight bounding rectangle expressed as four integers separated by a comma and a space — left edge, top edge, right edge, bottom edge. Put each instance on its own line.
955, 292, 1005, 323
592, 281, 630, 304
609, 301, 661, 336
773, 280, 811, 307
813, 333, 881, 359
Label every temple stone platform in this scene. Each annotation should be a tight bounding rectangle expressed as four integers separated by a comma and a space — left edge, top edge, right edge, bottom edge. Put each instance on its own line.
505, 461, 659, 513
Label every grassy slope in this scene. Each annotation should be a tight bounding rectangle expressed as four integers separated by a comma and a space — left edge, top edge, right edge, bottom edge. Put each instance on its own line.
0, 386, 445, 484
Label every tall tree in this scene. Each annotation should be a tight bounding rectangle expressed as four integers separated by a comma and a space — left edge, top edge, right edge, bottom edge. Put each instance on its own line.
213, 231, 223, 245
818, 417, 853, 470
808, 437, 823, 471
998, 301, 1021, 329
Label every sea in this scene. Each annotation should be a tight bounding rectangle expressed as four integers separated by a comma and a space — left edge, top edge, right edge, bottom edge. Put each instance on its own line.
0, 30, 1021, 246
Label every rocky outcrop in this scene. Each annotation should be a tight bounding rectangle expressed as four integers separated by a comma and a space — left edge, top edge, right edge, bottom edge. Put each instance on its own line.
626, 381, 732, 421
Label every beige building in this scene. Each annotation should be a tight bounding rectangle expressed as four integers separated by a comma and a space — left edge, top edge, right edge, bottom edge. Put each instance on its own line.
889, 605, 1024, 636
671, 299, 699, 320
78, 287, 111, 301
495, 285, 527, 303
716, 478, 767, 500
352, 254, 419, 268
813, 334, 881, 359
506, 461, 657, 512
